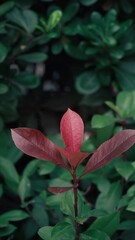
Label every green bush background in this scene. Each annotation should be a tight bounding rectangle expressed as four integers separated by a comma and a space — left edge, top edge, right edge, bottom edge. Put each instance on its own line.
1, 0, 135, 239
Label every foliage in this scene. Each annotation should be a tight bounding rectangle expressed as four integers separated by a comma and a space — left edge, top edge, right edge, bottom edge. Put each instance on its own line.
1, 0, 135, 239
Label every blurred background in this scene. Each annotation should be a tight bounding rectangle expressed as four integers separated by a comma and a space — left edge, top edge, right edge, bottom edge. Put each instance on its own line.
1, 0, 135, 239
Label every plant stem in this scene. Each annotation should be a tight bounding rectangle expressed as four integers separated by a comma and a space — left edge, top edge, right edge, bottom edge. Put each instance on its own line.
73, 170, 80, 240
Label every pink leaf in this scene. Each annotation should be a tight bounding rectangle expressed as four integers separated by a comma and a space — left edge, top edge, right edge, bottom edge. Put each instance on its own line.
56, 147, 90, 169
11, 128, 67, 169
83, 130, 135, 175
48, 186, 73, 194
60, 108, 84, 152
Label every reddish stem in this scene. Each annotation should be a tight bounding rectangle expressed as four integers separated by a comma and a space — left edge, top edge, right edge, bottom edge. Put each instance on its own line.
73, 170, 80, 240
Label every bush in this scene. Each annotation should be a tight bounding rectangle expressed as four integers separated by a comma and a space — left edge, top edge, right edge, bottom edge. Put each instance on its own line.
1, 0, 135, 239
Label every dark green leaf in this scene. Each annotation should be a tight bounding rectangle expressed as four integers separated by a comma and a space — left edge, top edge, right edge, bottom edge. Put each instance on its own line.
81, 230, 110, 240
38, 226, 53, 240
51, 222, 75, 240
0, 1, 15, 16
15, 72, 40, 89
96, 182, 121, 213
7, 8, 38, 33
18, 175, 31, 201
62, 3, 79, 23
0, 157, 19, 192
0, 83, 9, 94
0, 224, 17, 237
0, 210, 29, 223
0, 42, 8, 63
76, 71, 100, 95
23, 160, 40, 177
79, 0, 98, 6
17, 52, 48, 63
88, 212, 120, 236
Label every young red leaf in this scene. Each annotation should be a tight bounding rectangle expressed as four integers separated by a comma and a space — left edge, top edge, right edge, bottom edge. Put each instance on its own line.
48, 186, 73, 194
11, 128, 67, 169
56, 146, 90, 169
83, 130, 135, 175
60, 108, 84, 152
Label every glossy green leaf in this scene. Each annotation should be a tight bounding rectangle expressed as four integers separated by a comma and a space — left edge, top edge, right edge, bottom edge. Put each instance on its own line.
88, 212, 120, 236
15, 72, 40, 89
38, 162, 55, 175
116, 91, 135, 118
91, 114, 115, 146
0, 42, 8, 63
0, 1, 15, 16
76, 71, 100, 95
0, 224, 17, 237
96, 182, 121, 213
17, 52, 48, 63
115, 158, 134, 180
79, 0, 98, 6
127, 196, 135, 212
115, 68, 135, 90
0, 130, 23, 163
0, 157, 19, 192
0, 83, 9, 94
0, 184, 3, 198
51, 222, 75, 240
7, 8, 38, 33
47, 10, 62, 31
62, 3, 79, 23
38, 226, 53, 240
23, 160, 40, 177
81, 230, 110, 240
0, 210, 29, 224
18, 175, 31, 201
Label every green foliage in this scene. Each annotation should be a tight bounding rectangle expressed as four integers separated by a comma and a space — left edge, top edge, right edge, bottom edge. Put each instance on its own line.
1, 0, 135, 239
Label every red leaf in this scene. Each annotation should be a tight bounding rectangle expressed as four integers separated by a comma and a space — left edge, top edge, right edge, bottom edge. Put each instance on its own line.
83, 130, 135, 175
60, 108, 84, 152
57, 147, 90, 169
11, 128, 67, 169
48, 186, 73, 194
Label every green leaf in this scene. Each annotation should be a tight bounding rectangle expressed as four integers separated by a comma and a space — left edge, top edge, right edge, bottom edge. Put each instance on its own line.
81, 230, 110, 240
116, 91, 135, 118
15, 72, 40, 89
114, 158, 134, 180
0, 130, 23, 163
127, 196, 135, 212
18, 175, 31, 201
0, 83, 9, 94
0, 117, 4, 131
0, 210, 29, 224
91, 114, 115, 146
0, 42, 8, 63
23, 160, 40, 177
105, 101, 121, 116
115, 68, 135, 90
60, 190, 74, 217
79, 0, 98, 6
63, 42, 90, 60
0, 224, 17, 237
38, 162, 55, 175
32, 205, 49, 227
0, 157, 19, 192
96, 182, 121, 213
17, 52, 48, 63
0, 184, 3, 198
51, 222, 75, 240
0, 1, 15, 16
76, 71, 100, 95
47, 10, 62, 31
88, 212, 120, 236
38, 226, 53, 240
62, 3, 79, 23
7, 8, 38, 33
119, 220, 135, 230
